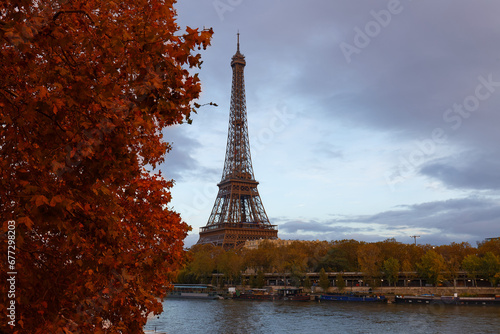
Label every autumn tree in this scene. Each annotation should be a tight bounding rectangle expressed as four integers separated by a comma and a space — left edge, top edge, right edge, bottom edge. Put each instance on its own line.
436, 242, 474, 287
179, 244, 223, 284
376, 238, 406, 264
401, 259, 415, 286
436, 242, 474, 263
243, 240, 277, 273
357, 243, 382, 286
0, 1, 212, 333
282, 241, 309, 286
404, 243, 426, 269
217, 249, 244, 286
477, 238, 500, 257
272, 244, 289, 286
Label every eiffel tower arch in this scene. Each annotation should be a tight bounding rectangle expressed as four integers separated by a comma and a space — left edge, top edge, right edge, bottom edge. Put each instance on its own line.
196, 35, 278, 249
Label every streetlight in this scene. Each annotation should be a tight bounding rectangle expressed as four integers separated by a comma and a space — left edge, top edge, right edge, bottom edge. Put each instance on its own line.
410, 235, 420, 245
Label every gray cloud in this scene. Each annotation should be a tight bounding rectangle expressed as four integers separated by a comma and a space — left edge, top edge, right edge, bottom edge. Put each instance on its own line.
275, 196, 500, 245
313, 142, 344, 160
160, 126, 220, 182
420, 151, 500, 190
278, 219, 370, 234
363, 197, 500, 236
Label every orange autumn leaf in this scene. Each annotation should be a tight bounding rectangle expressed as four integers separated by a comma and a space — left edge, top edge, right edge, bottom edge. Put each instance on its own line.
34, 195, 49, 208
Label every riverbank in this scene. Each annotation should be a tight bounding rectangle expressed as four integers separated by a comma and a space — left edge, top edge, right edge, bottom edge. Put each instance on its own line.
224, 285, 499, 300
247, 285, 498, 295
325, 286, 499, 296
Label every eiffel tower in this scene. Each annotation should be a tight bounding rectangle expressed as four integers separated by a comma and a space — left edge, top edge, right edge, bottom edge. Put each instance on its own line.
197, 35, 278, 249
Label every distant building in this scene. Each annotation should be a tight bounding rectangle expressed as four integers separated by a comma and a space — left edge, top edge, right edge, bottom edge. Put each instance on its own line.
242, 238, 317, 249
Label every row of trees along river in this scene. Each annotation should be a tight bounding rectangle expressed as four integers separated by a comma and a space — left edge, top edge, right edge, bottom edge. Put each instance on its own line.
177, 238, 500, 289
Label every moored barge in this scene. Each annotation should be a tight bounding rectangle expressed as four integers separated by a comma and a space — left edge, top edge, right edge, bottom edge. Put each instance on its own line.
233, 288, 280, 301
319, 293, 386, 302
395, 295, 500, 306
167, 284, 220, 300
277, 288, 311, 301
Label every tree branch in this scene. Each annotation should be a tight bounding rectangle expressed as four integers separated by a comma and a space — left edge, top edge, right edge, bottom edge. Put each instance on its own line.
53, 10, 95, 26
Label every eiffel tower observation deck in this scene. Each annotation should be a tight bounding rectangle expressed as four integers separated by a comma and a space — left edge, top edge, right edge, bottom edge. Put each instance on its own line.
197, 35, 278, 249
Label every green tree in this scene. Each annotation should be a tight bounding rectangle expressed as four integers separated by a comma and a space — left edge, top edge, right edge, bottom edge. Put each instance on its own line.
303, 276, 312, 292
318, 247, 351, 272
462, 254, 482, 287
187, 244, 221, 283
176, 269, 197, 284
290, 264, 304, 287
332, 239, 361, 271
211, 275, 217, 287
336, 273, 346, 291
417, 250, 446, 286
383, 257, 400, 287
249, 275, 257, 288
319, 268, 330, 293
480, 252, 500, 286
256, 271, 266, 288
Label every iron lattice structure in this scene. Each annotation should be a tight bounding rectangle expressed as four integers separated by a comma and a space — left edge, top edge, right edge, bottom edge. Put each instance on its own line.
197, 37, 278, 249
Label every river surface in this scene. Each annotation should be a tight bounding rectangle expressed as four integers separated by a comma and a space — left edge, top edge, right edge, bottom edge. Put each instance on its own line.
145, 298, 500, 334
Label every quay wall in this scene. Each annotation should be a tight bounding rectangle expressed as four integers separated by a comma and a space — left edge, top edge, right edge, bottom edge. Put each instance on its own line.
263, 286, 499, 296
368, 286, 499, 296
324, 286, 500, 296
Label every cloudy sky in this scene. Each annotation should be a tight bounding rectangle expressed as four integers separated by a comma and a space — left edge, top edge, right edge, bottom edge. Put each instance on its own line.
160, 0, 500, 247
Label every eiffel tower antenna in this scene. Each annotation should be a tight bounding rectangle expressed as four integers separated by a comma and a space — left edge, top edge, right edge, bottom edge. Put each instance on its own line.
237, 30, 240, 52
197, 35, 278, 249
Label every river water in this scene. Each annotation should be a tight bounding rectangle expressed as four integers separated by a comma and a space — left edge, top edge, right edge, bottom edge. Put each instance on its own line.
144, 299, 500, 333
